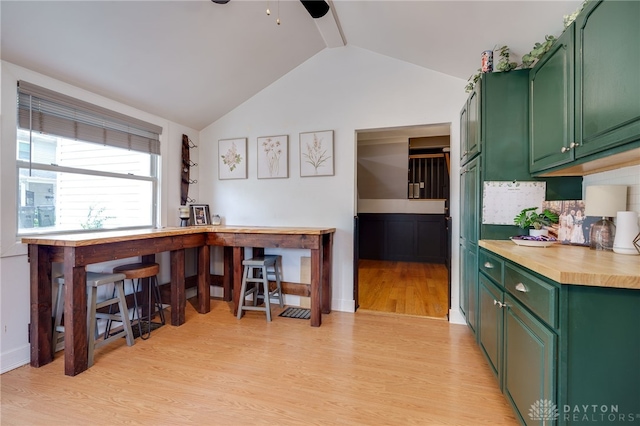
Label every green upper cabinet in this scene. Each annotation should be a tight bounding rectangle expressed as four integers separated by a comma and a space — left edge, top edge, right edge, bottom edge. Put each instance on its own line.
529, 26, 575, 173
530, 0, 640, 175
461, 80, 481, 166
574, 0, 640, 157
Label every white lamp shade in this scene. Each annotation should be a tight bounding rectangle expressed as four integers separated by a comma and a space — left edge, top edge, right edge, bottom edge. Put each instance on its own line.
584, 185, 627, 218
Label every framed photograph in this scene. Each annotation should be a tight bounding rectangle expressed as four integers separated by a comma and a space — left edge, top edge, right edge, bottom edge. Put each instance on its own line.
257, 135, 288, 179
218, 138, 247, 180
189, 204, 211, 226
542, 200, 591, 246
300, 130, 334, 177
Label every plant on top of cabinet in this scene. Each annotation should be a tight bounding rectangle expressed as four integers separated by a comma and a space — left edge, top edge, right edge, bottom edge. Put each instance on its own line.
495, 46, 518, 72
520, 35, 557, 69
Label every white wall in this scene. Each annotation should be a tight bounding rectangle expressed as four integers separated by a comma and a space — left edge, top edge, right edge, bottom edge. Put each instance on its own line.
583, 165, 640, 214
0, 61, 200, 373
199, 46, 467, 319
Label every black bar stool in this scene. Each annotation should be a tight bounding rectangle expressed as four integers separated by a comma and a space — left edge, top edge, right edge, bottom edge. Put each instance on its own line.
112, 262, 165, 339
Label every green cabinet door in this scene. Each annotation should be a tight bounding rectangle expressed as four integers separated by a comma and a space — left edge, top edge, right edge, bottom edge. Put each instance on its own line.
459, 156, 479, 328
466, 245, 478, 332
478, 274, 503, 383
504, 294, 556, 426
459, 242, 468, 317
529, 26, 575, 173
575, 0, 640, 157
461, 80, 481, 166
466, 81, 481, 163
460, 101, 468, 165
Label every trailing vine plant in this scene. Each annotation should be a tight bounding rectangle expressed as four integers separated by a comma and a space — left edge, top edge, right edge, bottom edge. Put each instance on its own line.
464, 0, 587, 93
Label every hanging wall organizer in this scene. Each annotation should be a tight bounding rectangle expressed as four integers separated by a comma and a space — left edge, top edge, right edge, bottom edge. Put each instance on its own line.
181, 134, 197, 205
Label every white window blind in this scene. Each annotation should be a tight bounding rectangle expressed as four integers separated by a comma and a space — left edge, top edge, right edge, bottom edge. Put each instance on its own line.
17, 81, 162, 155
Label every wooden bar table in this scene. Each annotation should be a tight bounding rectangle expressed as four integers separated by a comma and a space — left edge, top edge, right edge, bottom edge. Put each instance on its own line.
204, 226, 335, 327
23, 225, 335, 376
22, 227, 208, 376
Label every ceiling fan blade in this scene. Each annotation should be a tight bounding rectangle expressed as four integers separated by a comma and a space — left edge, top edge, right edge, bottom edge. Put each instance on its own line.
300, 0, 330, 19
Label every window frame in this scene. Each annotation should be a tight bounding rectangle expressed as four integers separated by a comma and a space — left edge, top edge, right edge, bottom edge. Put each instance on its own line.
15, 81, 162, 236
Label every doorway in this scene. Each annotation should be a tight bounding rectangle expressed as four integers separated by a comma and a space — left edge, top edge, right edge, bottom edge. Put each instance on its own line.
354, 124, 451, 320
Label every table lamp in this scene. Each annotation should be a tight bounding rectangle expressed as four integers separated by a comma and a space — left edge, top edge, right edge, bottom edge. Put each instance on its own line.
584, 185, 627, 251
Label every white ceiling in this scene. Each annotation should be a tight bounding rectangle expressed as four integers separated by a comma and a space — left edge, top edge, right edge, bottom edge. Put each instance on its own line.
1, 0, 581, 131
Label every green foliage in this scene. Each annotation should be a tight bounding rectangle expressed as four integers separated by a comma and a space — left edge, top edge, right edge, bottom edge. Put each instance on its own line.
81, 205, 113, 230
495, 46, 517, 72
514, 207, 559, 230
521, 35, 557, 69
464, 69, 482, 93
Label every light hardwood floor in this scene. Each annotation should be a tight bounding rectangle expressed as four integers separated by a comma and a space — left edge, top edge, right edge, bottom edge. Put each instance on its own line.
358, 260, 449, 319
0, 299, 517, 425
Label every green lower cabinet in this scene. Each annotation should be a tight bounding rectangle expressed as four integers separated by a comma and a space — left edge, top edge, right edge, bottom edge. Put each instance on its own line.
476, 248, 640, 426
466, 247, 478, 332
557, 285, 640, 425
478, 274, 503, 382
504, 294, 556, 426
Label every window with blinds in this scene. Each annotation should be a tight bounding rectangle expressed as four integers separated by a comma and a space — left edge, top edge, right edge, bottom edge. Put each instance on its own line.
16, 81, 162, 235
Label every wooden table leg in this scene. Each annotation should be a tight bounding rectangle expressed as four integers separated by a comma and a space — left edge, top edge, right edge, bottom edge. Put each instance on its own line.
170, 249, 185, 326
310, 248, 322, 327
197, 244, 210, 314
29, 245, 53, 367
63, 247, 88, 376
232, 247, 244, 316
321, 232, 333, 314
222, 246, 233, 302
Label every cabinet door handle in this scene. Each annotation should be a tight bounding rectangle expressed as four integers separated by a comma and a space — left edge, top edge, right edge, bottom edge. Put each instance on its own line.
561, 146, 569, 153
515, 283, 529, 293
484, 262, 494, 269
569, 142, 578, 149
493, 299, 505, 308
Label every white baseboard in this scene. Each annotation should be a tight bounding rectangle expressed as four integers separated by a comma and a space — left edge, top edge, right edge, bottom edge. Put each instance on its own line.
0, 344, 30, 374
448, 308, 466, 325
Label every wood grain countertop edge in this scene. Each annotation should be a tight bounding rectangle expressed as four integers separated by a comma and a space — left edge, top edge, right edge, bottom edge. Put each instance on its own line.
479, 240, 640, 290
21, 226, 337, 247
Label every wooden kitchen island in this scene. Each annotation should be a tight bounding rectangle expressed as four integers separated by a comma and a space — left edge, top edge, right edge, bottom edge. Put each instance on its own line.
22, 225, 335, 376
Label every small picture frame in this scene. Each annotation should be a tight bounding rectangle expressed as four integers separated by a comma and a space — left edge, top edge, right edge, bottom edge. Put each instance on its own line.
300, 130, 334, 177
189, 204, 211, 226
257, 135, 288, 179
218, 138, 247, 180
542, 200, 590, 246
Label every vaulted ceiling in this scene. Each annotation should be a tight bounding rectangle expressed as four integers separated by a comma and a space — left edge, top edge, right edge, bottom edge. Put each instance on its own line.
1, 0, 581, 131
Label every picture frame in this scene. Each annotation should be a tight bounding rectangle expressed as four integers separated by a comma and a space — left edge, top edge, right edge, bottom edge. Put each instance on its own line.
218, 138, 247, 180
257, 135, 288, 179
542, 200, 591, 246
189, 204, 211, 226
300, 130, 334, 177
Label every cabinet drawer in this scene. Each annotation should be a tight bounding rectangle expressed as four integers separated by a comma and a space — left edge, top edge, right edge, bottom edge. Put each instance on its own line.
479, 250, 503, 286
504, 264, 558, 329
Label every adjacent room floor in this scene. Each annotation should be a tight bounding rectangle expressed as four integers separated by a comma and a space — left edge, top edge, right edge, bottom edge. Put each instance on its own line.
358, 260, 449, 319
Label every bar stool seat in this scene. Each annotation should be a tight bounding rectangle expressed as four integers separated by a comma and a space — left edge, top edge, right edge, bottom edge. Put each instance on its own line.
113, 262, 165, 339
237, 255, 284, 322
52, 272, 134, 367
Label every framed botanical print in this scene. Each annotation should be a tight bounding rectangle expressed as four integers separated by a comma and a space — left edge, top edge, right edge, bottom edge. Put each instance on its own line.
257, 135, 288, 179
218, 138, 247, 180
300, 130, 334, 177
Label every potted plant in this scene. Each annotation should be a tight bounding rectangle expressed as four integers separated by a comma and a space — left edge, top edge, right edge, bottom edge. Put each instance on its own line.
514, 207, 559, 236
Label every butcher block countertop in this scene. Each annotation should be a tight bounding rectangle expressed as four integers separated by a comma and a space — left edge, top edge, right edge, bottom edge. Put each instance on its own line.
21, 225, 336, 247
479, 240, 640, 290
